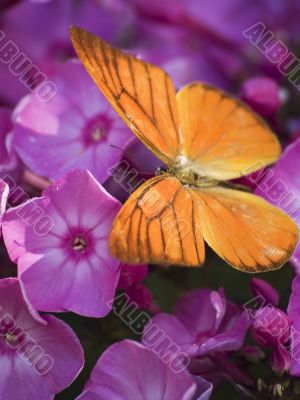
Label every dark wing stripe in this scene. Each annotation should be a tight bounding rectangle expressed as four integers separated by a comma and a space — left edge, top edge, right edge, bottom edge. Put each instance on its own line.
80, 35, 108, 84
127, 207, 139, 259
136, 207, 143, 260
104, 46, 121, 93
115, 99, 169, 161
128, 57, 138, 99
135, 176, 166, 201
100, 41, 118, 91
145, 64, 155, 121
170, 204, 184, 263
221, 104, 241, 124
146, 218, 152, 260
117, 176, 166, 227
112, 47, 124, 89
191, 197, 201, 265
159, 215, 166, 253
147, 185, 182, 221
121, 89, 172, 145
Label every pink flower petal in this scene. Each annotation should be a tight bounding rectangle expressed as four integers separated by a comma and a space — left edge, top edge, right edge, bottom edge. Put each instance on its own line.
3, 170, 121, 317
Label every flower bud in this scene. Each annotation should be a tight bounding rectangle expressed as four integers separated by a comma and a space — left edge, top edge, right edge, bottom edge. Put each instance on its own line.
242, 345, 265, 363
126, 284, 153, 311
240, 77, 281, 117
252, 306, 290, 347
117, 264, 148, 290
271, 345, 291, 375
251, 278, 279, 307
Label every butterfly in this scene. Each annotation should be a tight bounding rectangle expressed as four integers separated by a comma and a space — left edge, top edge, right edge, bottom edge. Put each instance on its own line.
70, 26, 298, 273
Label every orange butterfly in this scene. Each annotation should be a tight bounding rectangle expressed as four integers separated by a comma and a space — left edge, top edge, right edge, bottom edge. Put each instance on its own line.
70, 27, 298, 273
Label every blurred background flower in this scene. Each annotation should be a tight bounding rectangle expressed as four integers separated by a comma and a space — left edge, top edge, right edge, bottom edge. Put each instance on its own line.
76, 339, 213, 400
0, 1, 300, 399
12, 60, 132, 182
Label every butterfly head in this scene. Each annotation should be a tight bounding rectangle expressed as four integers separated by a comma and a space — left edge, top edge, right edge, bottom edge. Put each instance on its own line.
155, 166, 167, 176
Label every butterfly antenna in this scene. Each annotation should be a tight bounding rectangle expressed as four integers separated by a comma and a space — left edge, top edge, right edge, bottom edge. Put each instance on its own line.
109, 144, 124, 152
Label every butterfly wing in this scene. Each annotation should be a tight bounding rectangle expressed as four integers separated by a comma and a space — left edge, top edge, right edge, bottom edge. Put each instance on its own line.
109, 175, 205, 266
71, 28, 294, 271
70, 26, 180, 166
192, 186, 298, 272
110, 176, 298, 272
176, 82, 281, 180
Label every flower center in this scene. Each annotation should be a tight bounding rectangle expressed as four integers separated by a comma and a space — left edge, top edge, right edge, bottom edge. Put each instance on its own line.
83, 114, 112, 146
72, 236, 87, 252
91, 127, 105, 142
0, 316, 27, 348
6, 333, 18, 345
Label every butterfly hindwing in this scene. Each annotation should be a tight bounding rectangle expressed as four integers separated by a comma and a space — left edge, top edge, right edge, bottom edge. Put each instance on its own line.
193, 186, 298, 272
109, 175, 205, 266
109, 175, 298, 272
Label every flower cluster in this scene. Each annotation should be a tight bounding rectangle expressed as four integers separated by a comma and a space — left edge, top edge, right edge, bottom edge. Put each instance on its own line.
0, 1, 299, 399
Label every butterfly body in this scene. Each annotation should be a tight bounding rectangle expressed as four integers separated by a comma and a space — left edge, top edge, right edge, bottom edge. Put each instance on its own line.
168, 165, 219, 188
71, 27, 299, 273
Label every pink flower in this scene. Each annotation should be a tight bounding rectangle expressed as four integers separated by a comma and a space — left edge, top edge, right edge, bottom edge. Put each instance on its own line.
251, 277, 279, 307
0, 278, 84, 400
117, 264, 153, 310
0, 0, 135, 104
240, 77, 281, 118
136, 20, 243, 89
126, 283, 153, 311
103, 138, 159, 203
0, 108, 18, 173
76, 339, 212, 400
12, 60, 132, 183
251, 306, 290, 348
255, 138, 300, 273
144, 288, 250, 358
271, 345, 291, 375
250, 279, 292, 376
0, 179, 9, 231
117, 263, 148, 290
2, 169, 121, 317
287, 275, 300, 376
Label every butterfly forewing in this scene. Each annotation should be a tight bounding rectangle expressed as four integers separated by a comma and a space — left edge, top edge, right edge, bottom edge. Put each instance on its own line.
70, 26, 180, 166
176, 83, 281, 180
